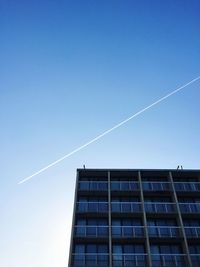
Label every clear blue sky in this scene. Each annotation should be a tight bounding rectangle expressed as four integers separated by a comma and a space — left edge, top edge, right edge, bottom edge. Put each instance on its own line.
1, 0, 200, 266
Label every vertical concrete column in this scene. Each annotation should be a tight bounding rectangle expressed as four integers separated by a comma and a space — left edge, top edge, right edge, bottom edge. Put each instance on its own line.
108, 171, 113, 267
138, 171, 152, 267
169, 171, 192, 267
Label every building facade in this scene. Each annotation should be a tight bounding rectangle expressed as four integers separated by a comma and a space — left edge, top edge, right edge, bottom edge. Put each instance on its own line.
68, 169, 200, 267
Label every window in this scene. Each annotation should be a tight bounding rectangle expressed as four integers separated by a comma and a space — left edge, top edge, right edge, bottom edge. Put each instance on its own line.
79, 181, 90, 190
145, 197, 172, 202
130, 182, 139, 190
179, 198, 200, 213
73, 244, 108, 266
74, 245, 85, 266
175, 182, 200, 191
112, 244, 145, 267
111, 197, 140, 213
111, 181, 120, 191
189, 246, 200, 267
111, 181, 139, 191
189, 245, 200, 254
87, 219, 97, 236
151, 245, 183, 267
183, 219, 200, 226
113, 244, 144, 253
77, 197, 87, 212
77, 197, 108, 213
148, 219, 177, 226
121, 182, 130, 190
183, 220, 200, 238
98, 182, 108, 190
79, 179, 108, 191
75, 219, 108, 237
98, 245, 109, 266
88, 202, 98, 212
75, 219, 86, 236
111, 199, 121, 212
123, 220, 134, 237
147, 219, 178, 237
86, 245, 96, 266
113, 245, 123, 266
112, 220, 121, 236
150, 244, 182, 255
142, 182, 170, 191
112, 219, 143, 237
145, 198, 174, 213
90, 182, 98, 190
179, 198, 200, 203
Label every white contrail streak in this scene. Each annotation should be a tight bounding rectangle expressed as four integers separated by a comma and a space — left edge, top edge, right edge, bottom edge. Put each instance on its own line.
18, 75, 200, 184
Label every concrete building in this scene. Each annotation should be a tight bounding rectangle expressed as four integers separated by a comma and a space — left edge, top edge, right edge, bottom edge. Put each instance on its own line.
68, 168, 200, 267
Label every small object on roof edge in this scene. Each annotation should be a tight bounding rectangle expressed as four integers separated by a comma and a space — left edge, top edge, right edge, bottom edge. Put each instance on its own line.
177, 165, 183, 170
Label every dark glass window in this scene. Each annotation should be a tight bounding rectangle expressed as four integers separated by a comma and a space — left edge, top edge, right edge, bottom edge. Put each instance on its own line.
86, 245, 97, 266
88, 202, 97, 212
121, 202, 131, 212
90, 182, 98, 190
130, 182, 139, 190
151, 244, 183, 266
112, 244, 145, 267
79, 180, 108, 191
73, 244, 108, 266
77, 198, 87, 212
142, 182, 152, 190
145, 197, 172, 202
111, 197, 140, 213
148, 219, 176, 226
112, 219, 142, 238
75, 218, 108, 237
75, 244, 84, 253
189, 245, 200, 254
113, 244, 144, 254
148, 219, 178, 237
145, 197, 173, 213
98, 245, 108, 266
112, 220, 121, 236
150, 244, 181, 254
121, 182, 130, 190
113, 245, 123, 267
77, 197, 108, 213
99, 182, 108, 190
79, 181, 90, 190
99, 202, 108, 212
74, 245, 85, 266
183, 219, 200, 226
184, 220, 199, 236
174, 183, 185, 191
111, 182, 120, 191
76, 219, 86, 236
123, 226, 133, 237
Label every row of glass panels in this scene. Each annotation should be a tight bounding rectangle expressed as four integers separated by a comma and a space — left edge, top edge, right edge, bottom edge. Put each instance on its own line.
77, 201, 200, 213
72, 254, 194, 267
79, 181, 200, 192
74, 225, 200, 238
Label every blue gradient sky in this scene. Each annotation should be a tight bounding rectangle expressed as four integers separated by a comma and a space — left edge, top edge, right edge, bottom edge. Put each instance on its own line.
1, 1, 200, 266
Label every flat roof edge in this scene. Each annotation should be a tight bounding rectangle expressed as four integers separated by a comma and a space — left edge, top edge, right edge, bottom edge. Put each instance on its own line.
77, 168, 200, 172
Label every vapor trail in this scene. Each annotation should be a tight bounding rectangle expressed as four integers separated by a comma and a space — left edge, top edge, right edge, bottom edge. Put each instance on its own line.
18, 75, 200, 184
